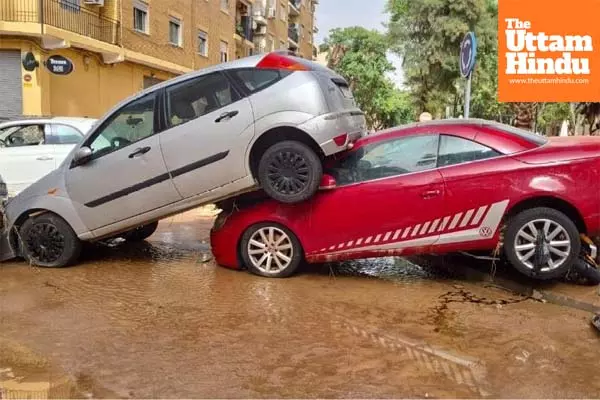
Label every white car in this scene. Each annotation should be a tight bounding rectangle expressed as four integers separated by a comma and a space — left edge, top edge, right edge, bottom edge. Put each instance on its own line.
0, 117, 97, 196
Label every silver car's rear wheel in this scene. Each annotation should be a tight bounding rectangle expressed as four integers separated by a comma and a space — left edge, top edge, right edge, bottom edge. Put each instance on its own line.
504, 207, 580, 280
240, 223, 303, 278
258, 141, 322, 204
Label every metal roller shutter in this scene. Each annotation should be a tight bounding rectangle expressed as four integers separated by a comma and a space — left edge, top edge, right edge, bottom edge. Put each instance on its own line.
0, 51, 23, 121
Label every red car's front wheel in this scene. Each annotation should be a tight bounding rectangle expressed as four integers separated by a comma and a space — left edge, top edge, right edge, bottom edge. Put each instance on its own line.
240, 223, 303, 278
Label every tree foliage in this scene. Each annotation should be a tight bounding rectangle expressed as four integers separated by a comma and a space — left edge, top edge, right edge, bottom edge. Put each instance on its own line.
387, 0, 497, 116
321, 27, 415, 130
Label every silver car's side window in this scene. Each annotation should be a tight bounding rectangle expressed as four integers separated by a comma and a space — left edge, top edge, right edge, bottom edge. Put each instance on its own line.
87, 93, 155, 159
165, 72, 240, 128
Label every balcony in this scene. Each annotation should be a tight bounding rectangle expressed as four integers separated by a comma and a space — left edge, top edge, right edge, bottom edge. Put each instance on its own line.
287, 25, 299, 49
0, 0, 120, 46
235, 16, 254, 43
252, 4, 267, 25
288, 0, 300, 16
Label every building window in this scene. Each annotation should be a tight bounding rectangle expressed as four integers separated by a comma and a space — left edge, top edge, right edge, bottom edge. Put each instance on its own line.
169, 17, 182, 46
220, 41, 229, 62
60, 0, 80, 11
280, 2, 286, 20
198, 30, 208, 56
221, 0, 229, 11
133, 1, 149, 33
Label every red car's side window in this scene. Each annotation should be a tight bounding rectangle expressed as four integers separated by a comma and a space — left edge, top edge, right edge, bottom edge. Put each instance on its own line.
327, 134, 439, 186
437, 135, 501, 168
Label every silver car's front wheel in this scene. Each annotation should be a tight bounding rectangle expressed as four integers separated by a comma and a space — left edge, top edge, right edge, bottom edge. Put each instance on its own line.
240, 223, 302, 278
504, 207, 580, 280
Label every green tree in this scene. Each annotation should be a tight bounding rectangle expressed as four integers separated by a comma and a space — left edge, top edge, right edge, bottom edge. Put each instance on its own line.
321, 27, 415, 130
386, 0, 506, 120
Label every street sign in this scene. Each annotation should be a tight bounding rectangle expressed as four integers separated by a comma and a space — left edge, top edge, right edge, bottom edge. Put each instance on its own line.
460, 32, 477, 119
46, 55, 74, 75
460, 32, 477, 78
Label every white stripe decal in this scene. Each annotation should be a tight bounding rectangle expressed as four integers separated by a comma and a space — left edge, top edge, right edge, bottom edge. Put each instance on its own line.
317, 200, 509, 257
449, 213, 462, 230
439, 216, 450, 232
411, 225, 421, 237
437, 200, 509, 245
460, 209, 474, 228
470, 206, 487, 226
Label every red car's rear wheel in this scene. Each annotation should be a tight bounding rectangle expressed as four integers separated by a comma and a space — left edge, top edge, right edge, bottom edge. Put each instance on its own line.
240, 223, 303, 278
504, 207, 580, 280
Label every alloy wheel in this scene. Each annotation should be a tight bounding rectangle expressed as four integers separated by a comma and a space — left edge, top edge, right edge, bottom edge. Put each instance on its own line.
25, 223, 66, 264
513, 218, 571, 272
247, 227, 294, 274
267, 151, 309, 195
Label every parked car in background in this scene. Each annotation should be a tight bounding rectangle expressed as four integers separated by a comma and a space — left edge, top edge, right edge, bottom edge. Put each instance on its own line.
211, 119, 600, 280
0, 117, 97, 196
0, 52, 365, 267
0, 174, 7, 202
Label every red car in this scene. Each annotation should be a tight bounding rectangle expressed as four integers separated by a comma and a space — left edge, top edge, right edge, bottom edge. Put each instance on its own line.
210, 119, 600, 279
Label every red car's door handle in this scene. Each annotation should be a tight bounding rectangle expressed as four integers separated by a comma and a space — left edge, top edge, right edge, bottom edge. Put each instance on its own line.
421, 189, 441, 199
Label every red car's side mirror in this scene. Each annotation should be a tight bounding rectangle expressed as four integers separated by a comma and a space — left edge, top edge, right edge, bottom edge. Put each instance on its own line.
319, 174, 337, 190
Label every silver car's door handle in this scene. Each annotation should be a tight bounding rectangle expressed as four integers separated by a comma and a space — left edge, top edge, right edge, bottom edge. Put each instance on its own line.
215, 110, 239, 123
128, 146, 151, 158
36, 156, 54, 161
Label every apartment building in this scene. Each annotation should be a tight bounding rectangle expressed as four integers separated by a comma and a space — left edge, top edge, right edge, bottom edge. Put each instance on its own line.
0, 0, 318, 119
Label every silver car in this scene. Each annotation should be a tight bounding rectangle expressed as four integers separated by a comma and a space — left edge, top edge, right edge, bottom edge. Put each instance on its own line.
0, 52, 366, 267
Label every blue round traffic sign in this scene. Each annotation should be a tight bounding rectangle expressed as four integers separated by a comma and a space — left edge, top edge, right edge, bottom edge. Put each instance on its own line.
460, 32, 477, 78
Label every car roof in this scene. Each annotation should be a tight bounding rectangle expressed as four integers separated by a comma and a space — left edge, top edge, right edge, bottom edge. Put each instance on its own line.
363, 118, 546, 143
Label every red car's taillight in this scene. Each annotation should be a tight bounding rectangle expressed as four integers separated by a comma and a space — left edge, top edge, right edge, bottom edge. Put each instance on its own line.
256, 52, 310, 71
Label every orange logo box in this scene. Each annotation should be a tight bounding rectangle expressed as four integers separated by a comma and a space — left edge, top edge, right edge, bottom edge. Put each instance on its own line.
498, 0, 600, 102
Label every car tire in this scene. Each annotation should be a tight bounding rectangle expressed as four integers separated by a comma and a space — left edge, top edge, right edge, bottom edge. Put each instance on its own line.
123, 221, 159, 242
240, 223, 303, 278
19, 213, 81, 268
504, 207, 580, 280
258, 140, 322, 204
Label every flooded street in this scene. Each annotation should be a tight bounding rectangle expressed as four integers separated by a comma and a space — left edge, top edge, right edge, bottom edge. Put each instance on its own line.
1, 210, 599, 398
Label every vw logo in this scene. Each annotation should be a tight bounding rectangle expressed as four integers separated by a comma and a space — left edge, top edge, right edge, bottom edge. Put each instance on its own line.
479, 226, 493, 237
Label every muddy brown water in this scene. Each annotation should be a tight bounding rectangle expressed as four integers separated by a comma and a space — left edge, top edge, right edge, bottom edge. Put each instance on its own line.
1, 211, 599, 398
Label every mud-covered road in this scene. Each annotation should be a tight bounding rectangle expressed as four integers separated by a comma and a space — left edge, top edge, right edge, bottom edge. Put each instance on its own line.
1, 209, 599, 398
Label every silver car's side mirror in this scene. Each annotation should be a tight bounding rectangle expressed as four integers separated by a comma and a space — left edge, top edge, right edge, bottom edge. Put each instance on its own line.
72, 146, 93, 167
